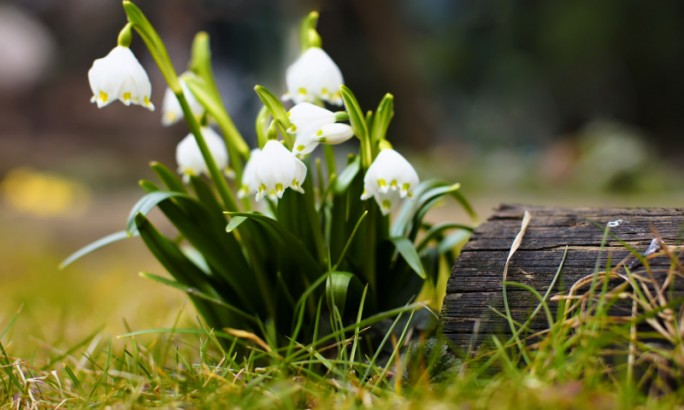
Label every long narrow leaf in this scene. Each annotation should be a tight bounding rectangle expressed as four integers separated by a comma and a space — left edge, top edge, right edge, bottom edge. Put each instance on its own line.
334, 156, 360, 194
140, 272, 258, 324
416, 222, 474, 252
226, 212, 323, 282
340, 85, 369, 142
135, 213, 248, 331
60, 231, 133, 269
326, 271, 364, 318
391, 237, 427, 279
126, 191, 189, 235
254, 85, 291, 132
150, 161, 186, 193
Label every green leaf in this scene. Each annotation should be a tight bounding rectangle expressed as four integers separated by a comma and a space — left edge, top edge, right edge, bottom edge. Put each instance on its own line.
190, 175, 226, 225
123, 1, 180, 92
326, 271, 363, 318
450, 188, 477, 220
134, 213, 232, 328
126, 191, 188, 235
391, 237, 426, 279
185, 76, 249, 161
60, 231, 133, 269
370, 93, 394, 146
140, 272, 258, 324
417, 222, 473, 252
332, 210, 368, 271
254, 85, 291, 132
225, 212, 322, 283
226, 216, 247, 233
255, 105, 271, 148
392, 180, 467, 238
150, 161, 186, 193
148, 192, 258, 311
340, 85, 369, 144
189, 31, 220, 101
334, 156, 360, 194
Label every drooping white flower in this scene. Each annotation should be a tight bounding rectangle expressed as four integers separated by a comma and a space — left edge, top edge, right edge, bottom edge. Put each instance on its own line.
255, 140, 307, 201
287, 102, 354, 156
360, 148, 419, 215
286, 47, 343, 106
176, 127, 228, 182
88, 46, 154, 110
161, 73, 205, 126
237, 149, 262, 199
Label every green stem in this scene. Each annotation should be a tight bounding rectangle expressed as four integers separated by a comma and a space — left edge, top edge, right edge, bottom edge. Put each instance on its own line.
123, 1, 180, 92
362, 203, 377, 299
302, 172, 327, 264
188, 33, 250, 160
124, 1, 237, 211
176, 91, 238, 212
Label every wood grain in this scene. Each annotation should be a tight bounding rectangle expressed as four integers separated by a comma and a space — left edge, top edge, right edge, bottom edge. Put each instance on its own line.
442, 204, 684, 349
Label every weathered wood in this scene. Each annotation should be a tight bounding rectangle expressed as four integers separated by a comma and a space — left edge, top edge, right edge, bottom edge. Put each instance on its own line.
442, 204, 684, 349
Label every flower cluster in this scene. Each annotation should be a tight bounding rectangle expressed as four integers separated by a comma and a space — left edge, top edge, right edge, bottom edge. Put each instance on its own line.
88, 35, 419, 213
75, 3, 471, 354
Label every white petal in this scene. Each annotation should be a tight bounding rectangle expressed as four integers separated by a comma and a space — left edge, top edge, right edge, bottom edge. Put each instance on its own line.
161, 87, 180, 125
176, 127, 228, 179
317, 123, 354, 145
161, 73, 204, 126
286, 47, 344, 106
238, 149, 262, 199
255, 140, 307, 200
292, 129, 321, 157
88, 46, 154, 111
288, 102, 335, 132
361, 148, 419, 213
373, 189, 402, 216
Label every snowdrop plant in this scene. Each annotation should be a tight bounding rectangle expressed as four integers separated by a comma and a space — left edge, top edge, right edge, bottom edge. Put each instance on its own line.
66, 1, 475, 353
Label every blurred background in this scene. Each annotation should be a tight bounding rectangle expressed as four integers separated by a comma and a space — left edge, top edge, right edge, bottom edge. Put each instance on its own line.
1, 0, 684, 349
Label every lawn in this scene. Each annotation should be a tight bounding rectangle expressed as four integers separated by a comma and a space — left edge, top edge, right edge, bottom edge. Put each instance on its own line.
2, 191, 684, 409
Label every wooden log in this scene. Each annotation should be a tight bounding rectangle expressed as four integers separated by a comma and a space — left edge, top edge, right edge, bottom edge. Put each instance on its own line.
441, 204, 684, 350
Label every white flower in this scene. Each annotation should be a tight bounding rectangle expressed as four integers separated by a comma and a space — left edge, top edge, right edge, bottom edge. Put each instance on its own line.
88, 46, 154, 110
286, 47, 343, 106
360, 148, 419, 215
176, 127, 228, 182
237, 149, 262, 199
287, 102, 354, 156
161, 73, 204, 126
255, 140, 307, 201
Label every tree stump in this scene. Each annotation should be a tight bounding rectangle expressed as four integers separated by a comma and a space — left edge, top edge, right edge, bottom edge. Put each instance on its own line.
441, 204, 684, 350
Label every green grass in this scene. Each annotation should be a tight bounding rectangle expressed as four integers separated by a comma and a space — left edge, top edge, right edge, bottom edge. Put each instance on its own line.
2, 215, 684, 408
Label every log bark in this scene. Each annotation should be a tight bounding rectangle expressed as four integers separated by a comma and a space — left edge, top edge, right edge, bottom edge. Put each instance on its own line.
441, 204, 684, 350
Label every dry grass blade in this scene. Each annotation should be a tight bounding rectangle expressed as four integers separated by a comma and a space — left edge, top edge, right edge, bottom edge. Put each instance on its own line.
225, 328, 272, 353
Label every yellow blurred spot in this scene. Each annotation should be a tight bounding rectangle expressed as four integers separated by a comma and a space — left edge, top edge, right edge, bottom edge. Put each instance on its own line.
122, 91, 131, 102
1, 167, 90, 217
99, 90, 108, 103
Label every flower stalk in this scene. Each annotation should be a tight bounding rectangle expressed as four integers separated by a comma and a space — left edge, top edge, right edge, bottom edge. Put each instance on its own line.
123, 0, 237, 211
